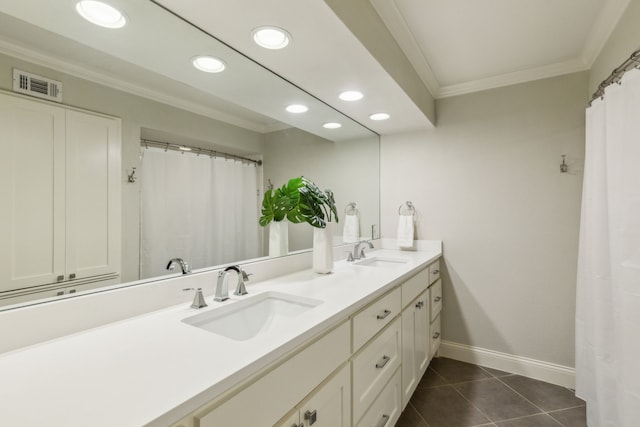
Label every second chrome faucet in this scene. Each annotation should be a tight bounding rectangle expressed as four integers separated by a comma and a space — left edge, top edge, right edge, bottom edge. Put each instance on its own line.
214, 265, 251, 302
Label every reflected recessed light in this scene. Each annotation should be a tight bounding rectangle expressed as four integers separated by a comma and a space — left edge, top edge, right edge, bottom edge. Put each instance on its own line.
323, 122, 342, 129
286, 104, 308, 113
369, 112, 390, 121
339, 91, 363, 101
192, 56, 226, 73
252, 26, 291, 50
178, 146, 192, 151
76, 1, 126, 29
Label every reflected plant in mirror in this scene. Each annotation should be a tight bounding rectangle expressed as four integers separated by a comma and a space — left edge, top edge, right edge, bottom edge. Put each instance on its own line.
0, 0, 380, 309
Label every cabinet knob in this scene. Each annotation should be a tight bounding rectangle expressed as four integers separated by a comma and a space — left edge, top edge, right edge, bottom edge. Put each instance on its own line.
291, 423, 303, 427
69, 273, 76, 280
376, 414, 391, 427
376, 309, 392, 320
432, 269, 440, 274
304, 410, 317, 425
433, 332, 441, 339
434, 296, 442, 302
415, 300, 424, 309
56, 275, 64, 282
375, 355, 391, 369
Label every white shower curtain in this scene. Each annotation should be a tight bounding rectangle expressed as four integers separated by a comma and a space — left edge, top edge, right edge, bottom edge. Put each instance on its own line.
576, 68, 640, 426
140, 147, 261, 279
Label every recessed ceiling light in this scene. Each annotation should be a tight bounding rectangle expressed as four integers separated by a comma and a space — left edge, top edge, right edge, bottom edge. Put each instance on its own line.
323, 122, 342, 129
286, 104, 308, 113
192, 56, 226, 73
339, 91, 363, 101
76, 1, 126, 29
369, 112, 390, 121
252, 26, 291, 50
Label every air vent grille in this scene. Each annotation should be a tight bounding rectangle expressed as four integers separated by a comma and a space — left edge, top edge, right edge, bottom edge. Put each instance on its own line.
12, 69, 63, 103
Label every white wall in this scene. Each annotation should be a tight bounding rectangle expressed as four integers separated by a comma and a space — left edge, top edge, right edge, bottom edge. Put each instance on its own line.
380, 72, 588, 367
589, 0, 640, 93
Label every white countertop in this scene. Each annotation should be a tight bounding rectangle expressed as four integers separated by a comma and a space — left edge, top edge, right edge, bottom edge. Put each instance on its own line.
0, 248, 440, 426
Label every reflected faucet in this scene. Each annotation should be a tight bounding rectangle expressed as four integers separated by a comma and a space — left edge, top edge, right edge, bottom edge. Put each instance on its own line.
214, 265, 251, 302
166, 258, 191, 275
352, 240, 374, 261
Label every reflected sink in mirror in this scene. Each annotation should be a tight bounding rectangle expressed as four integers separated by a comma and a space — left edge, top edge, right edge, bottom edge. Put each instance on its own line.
353, 257, 409, 267
182, 292, 323, 341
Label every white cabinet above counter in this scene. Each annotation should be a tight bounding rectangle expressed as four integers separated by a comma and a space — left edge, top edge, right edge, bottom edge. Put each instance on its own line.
0, 245, 441, 426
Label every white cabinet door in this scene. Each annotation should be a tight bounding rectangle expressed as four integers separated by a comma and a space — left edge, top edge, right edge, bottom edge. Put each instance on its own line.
65, 109, 120, 280
275, 411, 301, 427
0, 93, 66, 291
299, 365, 350, 427
401, 290, 429, 408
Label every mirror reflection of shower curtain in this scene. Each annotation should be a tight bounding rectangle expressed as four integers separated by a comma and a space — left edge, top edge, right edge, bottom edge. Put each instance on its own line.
139, 147, 261, 279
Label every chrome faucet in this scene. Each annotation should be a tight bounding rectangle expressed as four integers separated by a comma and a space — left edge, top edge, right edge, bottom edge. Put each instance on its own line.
166, 258, 191, 274
351, 240, 374, 261
214, 265, 251, 302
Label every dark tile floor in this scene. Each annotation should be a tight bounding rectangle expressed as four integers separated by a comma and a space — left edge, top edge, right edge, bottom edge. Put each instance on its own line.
397, 358, 586, 427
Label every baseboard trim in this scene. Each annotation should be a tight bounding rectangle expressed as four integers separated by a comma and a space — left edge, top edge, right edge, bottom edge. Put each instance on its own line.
438, 341, 576, 389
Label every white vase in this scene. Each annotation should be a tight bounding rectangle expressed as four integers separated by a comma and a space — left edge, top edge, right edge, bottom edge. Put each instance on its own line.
313, 221, 334, 274
269, 220, 289, 257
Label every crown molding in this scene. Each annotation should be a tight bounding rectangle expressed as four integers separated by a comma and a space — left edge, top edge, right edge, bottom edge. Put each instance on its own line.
581, 0, 630, 67
368, 0, 441, 97
438, 58, 589, 98
0, 40, 270, 133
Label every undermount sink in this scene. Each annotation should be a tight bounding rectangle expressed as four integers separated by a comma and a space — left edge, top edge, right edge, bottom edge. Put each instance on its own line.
182, 291, 323, 341
353, 256, 409, 267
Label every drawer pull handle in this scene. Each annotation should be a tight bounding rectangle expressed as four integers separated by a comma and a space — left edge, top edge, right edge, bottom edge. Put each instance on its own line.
432, 269, 440, 274
376, 414, 391, 427
376, 355, 391, 369
433, 332, 441, 339
434, 296, 442, 302
304, 410, 317, 425
376, 309, 391, 320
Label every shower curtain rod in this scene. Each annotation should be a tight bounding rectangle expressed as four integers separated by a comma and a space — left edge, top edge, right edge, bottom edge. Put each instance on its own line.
589, 47, 640, 106
140, 138, 263, 166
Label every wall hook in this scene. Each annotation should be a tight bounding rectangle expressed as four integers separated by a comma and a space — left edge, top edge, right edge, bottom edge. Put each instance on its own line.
560, 155, 568, 173
127, 167, 137, 183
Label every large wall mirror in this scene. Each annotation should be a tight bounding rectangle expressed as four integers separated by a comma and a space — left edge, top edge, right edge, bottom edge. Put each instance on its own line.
0, 0, 380, 309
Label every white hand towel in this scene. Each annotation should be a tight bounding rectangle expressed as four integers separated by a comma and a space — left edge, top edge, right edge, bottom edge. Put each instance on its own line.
397, 215, 414, 248
342, 213, 360, 243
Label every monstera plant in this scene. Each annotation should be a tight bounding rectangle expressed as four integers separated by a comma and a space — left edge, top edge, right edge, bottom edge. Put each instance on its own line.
259, 176, 338, 229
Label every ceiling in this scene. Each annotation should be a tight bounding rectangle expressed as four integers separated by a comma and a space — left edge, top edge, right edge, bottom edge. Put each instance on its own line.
0, 0, 631, 135
369, 0, 630, 98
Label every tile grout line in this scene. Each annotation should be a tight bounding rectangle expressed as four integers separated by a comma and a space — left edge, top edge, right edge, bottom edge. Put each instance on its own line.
492, 375, 566, 426
407, 401, 431, 427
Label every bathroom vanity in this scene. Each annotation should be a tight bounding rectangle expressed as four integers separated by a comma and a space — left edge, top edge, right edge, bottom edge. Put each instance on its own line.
0, 244, 441, 427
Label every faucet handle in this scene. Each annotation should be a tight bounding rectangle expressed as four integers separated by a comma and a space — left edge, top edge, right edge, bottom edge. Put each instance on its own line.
234, 268, 251, 296
183, 288, 208, 309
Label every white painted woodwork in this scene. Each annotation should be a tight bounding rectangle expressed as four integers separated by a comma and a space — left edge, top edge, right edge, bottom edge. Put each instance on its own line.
355, 368, 402, 427
401, 268, 429, 308
430, 279, 443, 322
0, 93, 66, 291
351, 317, 401, 424
401, 290, 430, 408
352, 287, 401, 352
428, 258, 440, 284
276, 411, 300, 427
0, 93, 120, 295
298, 365, 350, 427
197, 322, 350, 427
430, 314, 442, 359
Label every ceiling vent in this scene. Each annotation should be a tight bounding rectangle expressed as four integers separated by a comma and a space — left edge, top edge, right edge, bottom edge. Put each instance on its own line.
12, 69, 63, 103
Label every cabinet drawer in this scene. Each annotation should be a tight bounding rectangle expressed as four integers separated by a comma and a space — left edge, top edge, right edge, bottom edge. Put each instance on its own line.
430, 314, 441, 358
197, 322, 350, 427
352, 287, 401, 352
429, 279, 442, 321
429, 259, 441, 284
352, 317, 401, 424
401, 268, 429, 308
355, 368, 401, 427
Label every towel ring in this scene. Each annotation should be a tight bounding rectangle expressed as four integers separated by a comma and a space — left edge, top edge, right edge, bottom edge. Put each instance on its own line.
398, 201, 415, 216
344, 202, 359, 215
